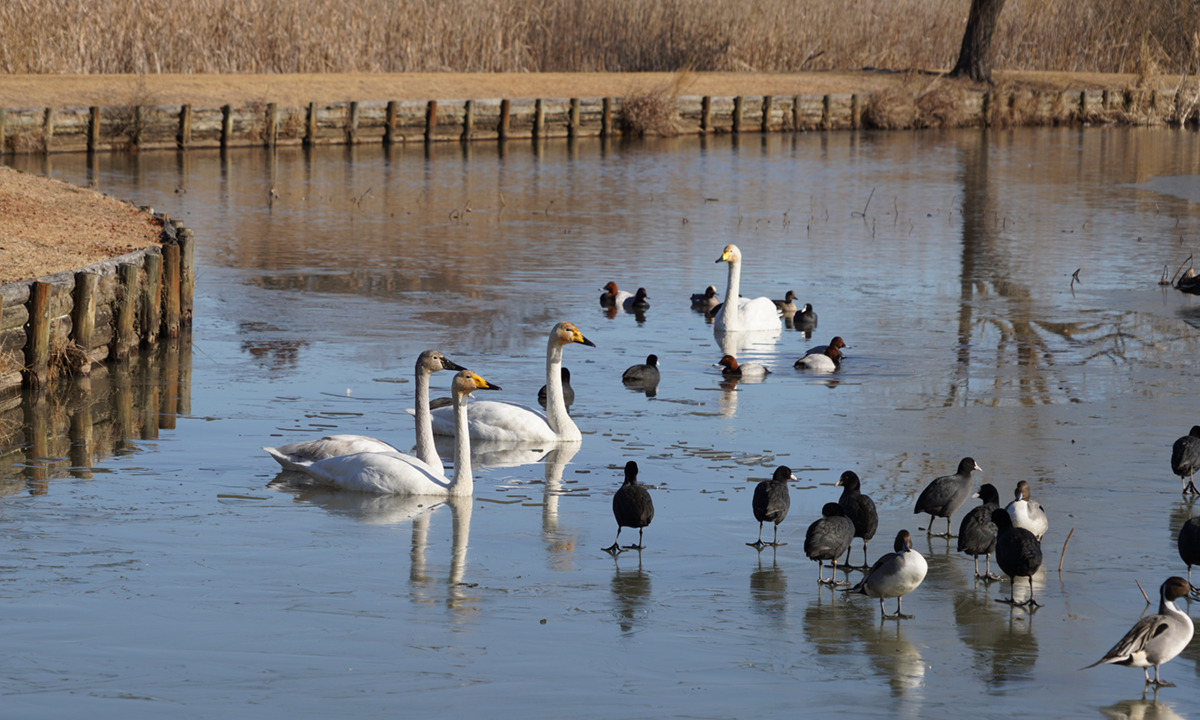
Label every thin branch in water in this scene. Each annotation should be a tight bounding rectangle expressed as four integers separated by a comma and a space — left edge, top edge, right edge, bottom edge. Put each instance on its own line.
852, 187, 875, 218
1170, 253, 1193, 285
1058, 527, 1074, 573
1135, 578, 1150, 605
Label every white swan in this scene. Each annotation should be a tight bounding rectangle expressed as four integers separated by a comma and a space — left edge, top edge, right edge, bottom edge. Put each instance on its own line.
425, 322, 595, 443
264, 370, 499, 495
264, 349, 464, 470
713, 244, 782, 332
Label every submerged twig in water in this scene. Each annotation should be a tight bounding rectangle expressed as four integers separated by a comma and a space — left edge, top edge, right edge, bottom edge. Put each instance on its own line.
1136, 578, 1150, 604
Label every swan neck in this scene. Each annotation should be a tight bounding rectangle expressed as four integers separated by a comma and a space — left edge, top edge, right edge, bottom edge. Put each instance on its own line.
450, 392, 473, 495
724, 257, 741, 327
414, 366, 438, 468
545, 339, 580, 440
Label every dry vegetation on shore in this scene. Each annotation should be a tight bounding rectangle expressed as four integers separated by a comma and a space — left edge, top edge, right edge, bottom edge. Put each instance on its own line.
1, 0, 1196, 77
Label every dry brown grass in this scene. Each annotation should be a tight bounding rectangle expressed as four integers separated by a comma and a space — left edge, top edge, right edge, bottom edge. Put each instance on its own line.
1, 0, 1198, 76
619, 70, 692, 136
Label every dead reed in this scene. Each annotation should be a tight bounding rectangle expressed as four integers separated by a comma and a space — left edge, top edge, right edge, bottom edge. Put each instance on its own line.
619, 71, 692, 136
1, 0, 1198, 76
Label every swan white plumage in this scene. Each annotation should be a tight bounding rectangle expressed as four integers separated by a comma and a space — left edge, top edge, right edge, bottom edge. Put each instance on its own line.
265, 370, 499, 495
713, 244, 782, 332
426, 322, 596, 443
264, 349, 465, 470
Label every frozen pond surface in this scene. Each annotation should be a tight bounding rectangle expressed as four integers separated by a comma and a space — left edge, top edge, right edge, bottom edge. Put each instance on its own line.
5, 127, 1200, 718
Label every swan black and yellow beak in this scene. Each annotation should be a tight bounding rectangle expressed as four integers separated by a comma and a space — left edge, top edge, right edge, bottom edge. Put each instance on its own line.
468, 372, 501, 392
575, 332, 596, 348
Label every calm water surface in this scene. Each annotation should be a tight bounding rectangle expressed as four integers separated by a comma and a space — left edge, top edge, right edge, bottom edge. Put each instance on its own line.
4, 127, 1200, 718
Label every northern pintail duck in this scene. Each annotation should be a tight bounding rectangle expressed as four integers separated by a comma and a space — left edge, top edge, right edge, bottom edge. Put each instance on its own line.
1006, 480, 1048, 541
846, 529, 928, 620
1084, 576, 1194, 687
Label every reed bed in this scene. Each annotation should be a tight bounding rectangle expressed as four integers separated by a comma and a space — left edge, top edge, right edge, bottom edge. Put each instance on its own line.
0, 0, 1197, 76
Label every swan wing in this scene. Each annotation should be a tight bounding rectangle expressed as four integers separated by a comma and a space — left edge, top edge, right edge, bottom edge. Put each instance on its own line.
428, 400, 557, 443
714, 297, 782, 332
297, 450, 453, 495
267, 434, 401, 468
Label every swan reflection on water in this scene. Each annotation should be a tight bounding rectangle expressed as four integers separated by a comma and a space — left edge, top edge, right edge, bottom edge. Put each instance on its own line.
266, 481, 476, 617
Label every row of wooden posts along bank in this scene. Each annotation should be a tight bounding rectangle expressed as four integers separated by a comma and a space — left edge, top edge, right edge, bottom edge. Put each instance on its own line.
0, 87, 1195, 154
0, 217, 195, 394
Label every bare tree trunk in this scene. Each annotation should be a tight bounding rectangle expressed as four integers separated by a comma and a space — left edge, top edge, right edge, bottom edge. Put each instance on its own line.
950, 0, 1008, 82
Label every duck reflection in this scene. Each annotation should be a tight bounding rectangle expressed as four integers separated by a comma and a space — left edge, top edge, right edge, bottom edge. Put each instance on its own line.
801, 585, 873, 657
952, 588, 1039, 687
749, 552, 789, 629
859, 622, 927, 701
610, 553, 652, 635
1100, 694, 1186, 720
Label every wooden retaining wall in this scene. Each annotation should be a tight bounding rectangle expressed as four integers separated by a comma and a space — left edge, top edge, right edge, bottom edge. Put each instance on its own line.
0, 87, 1191, 155
0, 219, 195, 394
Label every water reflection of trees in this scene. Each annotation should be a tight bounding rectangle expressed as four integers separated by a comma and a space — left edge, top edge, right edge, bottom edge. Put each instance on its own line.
952, 132, 1199, 408
0, 333, 192, 489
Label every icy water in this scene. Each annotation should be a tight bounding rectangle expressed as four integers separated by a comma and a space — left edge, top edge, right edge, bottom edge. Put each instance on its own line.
5, 127, 1200, 718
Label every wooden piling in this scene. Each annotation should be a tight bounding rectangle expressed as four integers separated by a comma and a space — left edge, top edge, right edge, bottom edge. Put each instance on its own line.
792, 95, 802, 131
534, 99, 545, 139
384, 100, 398, 145
305, 102, 317, 146
499, 99, 511, 140
221, 104, 233, 148
114, 263, 138, 361
732, 97, 744, 133
1079, 90, 1088, 120
822, 95, 832, 130
265, 103, 277, 147
88, 106, 101, 152
850, 95, 861, 129
602, 98, 612, 137
179, 229, 195, 325
178, 104, 192, 149
42, 108, 54, 151
347, 101, 360, 144
133, 105, 144, 146
72, 271, 98, 374
24, 281, 51, 389
761, 95, 773, 133
142, 253, 161, 346
425, 100, 438, 143
701, 97, 712, 133
463, 100, 475, 142
568, 98, 580, 138
163, 244, 181, 339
